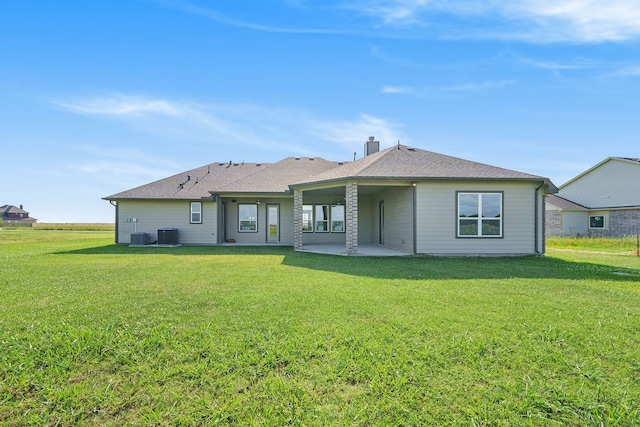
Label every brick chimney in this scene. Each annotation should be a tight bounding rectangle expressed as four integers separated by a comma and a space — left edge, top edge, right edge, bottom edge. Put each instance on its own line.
364, 136, 379, 156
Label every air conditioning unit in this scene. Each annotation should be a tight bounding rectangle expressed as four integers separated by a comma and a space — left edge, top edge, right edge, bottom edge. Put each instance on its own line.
157, 228, 179, 245
131, 232, 151, 245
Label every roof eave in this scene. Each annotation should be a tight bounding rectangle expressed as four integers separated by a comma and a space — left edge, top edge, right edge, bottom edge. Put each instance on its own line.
291, 176, 558, 191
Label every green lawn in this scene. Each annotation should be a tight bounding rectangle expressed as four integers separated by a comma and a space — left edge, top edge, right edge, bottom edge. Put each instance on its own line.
1, 230, 639, 425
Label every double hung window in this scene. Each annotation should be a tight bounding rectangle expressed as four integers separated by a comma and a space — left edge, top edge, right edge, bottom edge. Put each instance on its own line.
302, 204, 346, 233
331, 205, 345, 232
238, 204, 258, 232
315, 205, 329, 232
302, 205, 314, 232
190, 201, 202, 224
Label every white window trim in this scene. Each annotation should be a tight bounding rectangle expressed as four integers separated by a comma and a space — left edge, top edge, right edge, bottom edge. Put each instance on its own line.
330, 204, 345, 233
302, 205, 314, 233
457, 192, 503, 238
315, 205, 329, 233
238, 204, 258, 233
303, 203, 345, 233
190, 201, 202, 224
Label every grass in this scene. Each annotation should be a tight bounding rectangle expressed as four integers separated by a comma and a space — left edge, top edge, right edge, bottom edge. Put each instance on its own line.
1, 230, 640, 425
547, 235, 640, 254
0, 223, 114, 231
31, 223, 115, 231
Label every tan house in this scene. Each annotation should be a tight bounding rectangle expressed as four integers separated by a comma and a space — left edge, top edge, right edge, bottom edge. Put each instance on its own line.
546, 157, 640, 237
104, 138, 557, 255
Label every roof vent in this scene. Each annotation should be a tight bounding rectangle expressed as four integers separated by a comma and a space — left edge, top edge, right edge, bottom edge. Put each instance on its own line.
364, 136, 380, 156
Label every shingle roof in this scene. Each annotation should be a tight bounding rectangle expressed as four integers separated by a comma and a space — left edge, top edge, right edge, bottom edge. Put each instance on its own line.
104, 162, 269, 200
546, 194, 587, 210
291, 144, 552, 187
105, 144, 556, 200
211, 157, 341, 194
1, 205, 29, 215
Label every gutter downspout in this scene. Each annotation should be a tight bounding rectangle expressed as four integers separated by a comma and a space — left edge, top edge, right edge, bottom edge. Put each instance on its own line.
109, 200, 118, 244
412, 182, 417, 255
534, 182, 545, 255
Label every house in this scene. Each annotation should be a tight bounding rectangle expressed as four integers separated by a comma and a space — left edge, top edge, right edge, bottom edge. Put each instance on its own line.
546, 157, 640, 237
0, 205, 37, 224
104, 138, 557, 256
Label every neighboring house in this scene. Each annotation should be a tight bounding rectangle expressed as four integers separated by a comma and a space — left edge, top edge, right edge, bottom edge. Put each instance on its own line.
104, 138, 557, 256
0, 205, 37, 224
546, 157, 640, 237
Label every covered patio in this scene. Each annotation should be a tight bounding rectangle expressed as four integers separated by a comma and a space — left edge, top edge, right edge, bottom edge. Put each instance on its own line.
298, 243, 411, 257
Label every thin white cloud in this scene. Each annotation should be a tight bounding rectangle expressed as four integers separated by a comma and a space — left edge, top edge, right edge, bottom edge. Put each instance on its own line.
608, 65, 640, 77
310, 113, 403, 149
381, 85, 414, 94
443, 80, 513, 92
53, 94, 404, 158
351, 0, 640, 42
156, 0, 344, 34
381, 80, 512, 97
55, 95, 185, 117
358, 0, 431, 26
155, 0, 640, 42
517, 57, 600, 71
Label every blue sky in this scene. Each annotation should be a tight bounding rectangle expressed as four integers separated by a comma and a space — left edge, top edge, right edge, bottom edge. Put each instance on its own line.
2, 0, 639, 223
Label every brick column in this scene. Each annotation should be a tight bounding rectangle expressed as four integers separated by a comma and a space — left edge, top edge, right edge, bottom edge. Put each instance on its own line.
346, 182, 358, 255
293, 188, 303, 250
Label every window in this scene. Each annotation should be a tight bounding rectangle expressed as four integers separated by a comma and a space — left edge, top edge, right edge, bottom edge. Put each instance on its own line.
589, 215, 605, 229
331, 205, 345, 232
302, 205, 313, 232
190, 201, 202, 224
315, 205, 329, 232
238, 204, 258, 232
458, 192, 502, 237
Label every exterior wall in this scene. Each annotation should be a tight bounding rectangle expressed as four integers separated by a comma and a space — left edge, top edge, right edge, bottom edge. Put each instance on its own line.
300, 194, 348, 245
585, 210, 609, 236
559, 159, 640, 208
415, 181, 544, 255
560, 212, 589, 236
357, 196, 373, 245
608, 209, 640, 236
116, 200, 217, 244
373, 186, 414, 253
223, 197, 294, 245
545, 210, 562, 237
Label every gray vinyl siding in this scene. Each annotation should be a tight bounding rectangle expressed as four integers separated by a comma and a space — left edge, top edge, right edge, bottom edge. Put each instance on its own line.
560, 212, 589, 236
224, 198, 294, 245
116, 200, 217, 244
559, 160, 640, 208
357, 196, 373, 245
373, 187, 414, 253
415, 181, 541, 255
